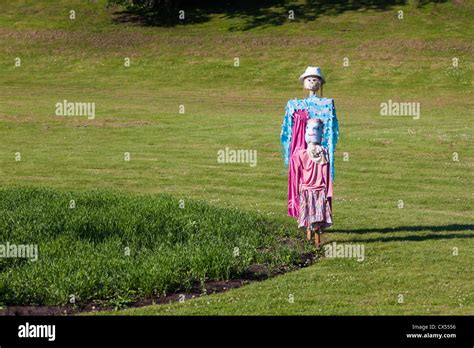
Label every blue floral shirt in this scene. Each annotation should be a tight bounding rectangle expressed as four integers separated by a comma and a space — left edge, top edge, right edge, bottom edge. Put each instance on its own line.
280, 95, 339, 181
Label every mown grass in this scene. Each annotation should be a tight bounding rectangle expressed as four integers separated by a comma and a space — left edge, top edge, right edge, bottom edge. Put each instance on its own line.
0, 0, 473, 315
0, 187, 309, 307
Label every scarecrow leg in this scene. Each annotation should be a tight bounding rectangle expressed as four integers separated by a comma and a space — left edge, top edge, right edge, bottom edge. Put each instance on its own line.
314, 228, 321, 247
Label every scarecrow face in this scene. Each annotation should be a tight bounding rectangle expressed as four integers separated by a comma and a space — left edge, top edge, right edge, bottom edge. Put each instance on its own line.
305, 119, 324, 144
303, 76, 322, 91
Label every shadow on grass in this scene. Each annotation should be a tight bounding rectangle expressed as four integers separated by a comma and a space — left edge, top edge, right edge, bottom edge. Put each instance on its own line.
331, 224, 474, 234
358, 232, 474, 243
111, 0, 447, 30
332, 224, 474, 243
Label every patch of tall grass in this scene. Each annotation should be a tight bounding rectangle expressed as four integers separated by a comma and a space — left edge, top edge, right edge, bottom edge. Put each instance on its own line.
0, 187, 306, 306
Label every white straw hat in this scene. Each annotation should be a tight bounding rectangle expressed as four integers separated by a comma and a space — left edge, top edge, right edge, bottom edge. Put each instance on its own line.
299, 66, 325, 84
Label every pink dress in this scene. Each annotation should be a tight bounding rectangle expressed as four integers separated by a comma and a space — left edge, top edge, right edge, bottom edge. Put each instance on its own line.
294, 148, 333, 230
287, 110, 309, 217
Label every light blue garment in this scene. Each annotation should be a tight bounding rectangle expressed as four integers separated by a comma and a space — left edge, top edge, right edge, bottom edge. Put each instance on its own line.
280, 95, 339, 180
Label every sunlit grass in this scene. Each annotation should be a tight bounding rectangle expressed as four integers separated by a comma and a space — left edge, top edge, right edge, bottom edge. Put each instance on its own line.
0, 0, 472, 314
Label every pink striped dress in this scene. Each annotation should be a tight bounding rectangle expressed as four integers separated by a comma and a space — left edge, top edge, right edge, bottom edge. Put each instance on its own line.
294, 148, 333, 230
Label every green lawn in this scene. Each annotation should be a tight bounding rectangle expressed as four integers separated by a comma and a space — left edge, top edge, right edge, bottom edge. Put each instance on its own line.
0, 0, 472, 315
